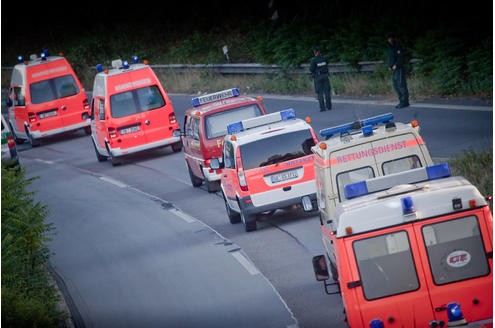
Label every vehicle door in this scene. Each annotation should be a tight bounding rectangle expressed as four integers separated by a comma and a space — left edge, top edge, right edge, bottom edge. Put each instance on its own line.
343, 226, 437, 327
182, 114, 203, 177
91, 97, 108, 152
220, 139, 240, 209
414, 212, 493, 323
8, 85, 25, 135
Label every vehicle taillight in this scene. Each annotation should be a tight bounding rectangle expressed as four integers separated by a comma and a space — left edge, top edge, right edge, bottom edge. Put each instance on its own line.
83, 98, 90, 111
108, 127, 118, 138
169, 112, 177, 125
28, 112, 37, 122
238, 170, 248, 191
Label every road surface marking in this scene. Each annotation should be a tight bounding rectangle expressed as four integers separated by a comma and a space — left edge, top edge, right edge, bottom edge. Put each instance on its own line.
232, 251, 260, 275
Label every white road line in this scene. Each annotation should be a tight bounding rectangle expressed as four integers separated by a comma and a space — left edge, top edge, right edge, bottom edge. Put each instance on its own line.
99, 176, 127, 188
168, 208, 196, 223
35, 158, 54, 164
232, 251, 260, 275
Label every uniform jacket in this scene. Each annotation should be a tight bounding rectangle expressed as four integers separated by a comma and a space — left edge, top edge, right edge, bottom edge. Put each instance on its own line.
310, 55, 329, 80
387, 42, 405, 70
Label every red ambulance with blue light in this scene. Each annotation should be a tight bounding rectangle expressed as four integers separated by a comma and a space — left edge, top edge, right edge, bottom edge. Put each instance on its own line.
6, 49, 91, 147
210, 108, 319, 232
312, 163, 493, 327
310, 113, 492, 326
181, 88, 267, 192
90, 57, 181, 166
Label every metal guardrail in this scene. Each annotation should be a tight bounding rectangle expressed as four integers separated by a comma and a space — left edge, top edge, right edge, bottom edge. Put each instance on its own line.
150, 61, 385, 74
1, 59, 420, 76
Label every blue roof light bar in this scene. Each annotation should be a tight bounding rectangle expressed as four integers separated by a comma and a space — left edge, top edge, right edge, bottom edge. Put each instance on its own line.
344, 163, 451, 199
320, 113, 393, 138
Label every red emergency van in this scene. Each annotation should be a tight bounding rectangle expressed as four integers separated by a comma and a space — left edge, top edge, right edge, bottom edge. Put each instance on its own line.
6, 50, 91, 147
90, 57, 181, 166
181, 88, 267, 192
312, 163, 493, 327
211, 108, 319, 232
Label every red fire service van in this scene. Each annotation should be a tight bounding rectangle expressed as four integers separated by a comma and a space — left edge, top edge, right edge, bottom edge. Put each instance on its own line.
6, 49, 91, 147
181, 88, 267, 192
211, 108, 319, 232
312, 163, 493, 327
90, 57, 181, 166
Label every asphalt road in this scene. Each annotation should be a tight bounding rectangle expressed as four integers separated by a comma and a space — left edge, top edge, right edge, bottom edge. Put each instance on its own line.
13, 94, 492, 328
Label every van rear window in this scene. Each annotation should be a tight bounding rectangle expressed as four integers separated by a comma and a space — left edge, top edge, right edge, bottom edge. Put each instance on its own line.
205, 104, 263, 139
30, 74, 80, 104
353, 231, 419, 300
241, 129, 315, 170
422, 216, 489, 285
110, 86, 165, 118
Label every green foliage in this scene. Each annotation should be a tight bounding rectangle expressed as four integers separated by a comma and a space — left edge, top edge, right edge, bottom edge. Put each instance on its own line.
1, 165, 65, 327
448, 149, 493, 198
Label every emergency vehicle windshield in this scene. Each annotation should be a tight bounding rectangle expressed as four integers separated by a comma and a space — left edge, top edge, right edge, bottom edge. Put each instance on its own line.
205, 104, 263, 139
110, 86, 165, 118
241, 129, 315, 169
30, 74, 80, 104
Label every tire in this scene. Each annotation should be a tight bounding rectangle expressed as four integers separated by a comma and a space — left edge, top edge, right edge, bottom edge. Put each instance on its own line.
110, 157, 122, 166
92, 138, 107, 162
241, 210, 257, 232
25, 127, 40, 147
171, 141, 182, 152
188, 164, 203, 187
223, 194, 241, 224
206, 180, 220, 193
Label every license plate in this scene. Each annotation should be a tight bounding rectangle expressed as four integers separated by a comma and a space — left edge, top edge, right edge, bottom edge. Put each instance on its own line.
38, 110, 57, 119
271, 170, 299, 183
120, 125, 140, 135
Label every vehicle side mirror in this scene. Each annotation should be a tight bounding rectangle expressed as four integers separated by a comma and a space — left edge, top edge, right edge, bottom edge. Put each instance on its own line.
312, 255, 330, 281
210, 158, 222, 169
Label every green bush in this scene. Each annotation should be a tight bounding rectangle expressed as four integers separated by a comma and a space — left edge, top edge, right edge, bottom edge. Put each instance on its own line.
1, 165, 65, 327
448, 149, 493, 199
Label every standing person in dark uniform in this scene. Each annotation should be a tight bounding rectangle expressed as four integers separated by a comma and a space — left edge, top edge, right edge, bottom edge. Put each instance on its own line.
309, 46, 332, 112
387, 33, 409, 108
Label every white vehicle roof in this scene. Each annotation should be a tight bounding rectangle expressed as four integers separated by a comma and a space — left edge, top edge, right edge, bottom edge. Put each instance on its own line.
334, 174, 487, 238
92, 61, 150, 98
313, 113, 423, 157
227, 108, 313, 146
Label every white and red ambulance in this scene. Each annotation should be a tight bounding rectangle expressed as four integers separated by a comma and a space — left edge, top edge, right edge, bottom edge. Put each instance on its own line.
6, 49, 91, 146
90, 57, 181, 166
312, 163, 493, 327
211, 108, 319, 232
181, 88, 267, 192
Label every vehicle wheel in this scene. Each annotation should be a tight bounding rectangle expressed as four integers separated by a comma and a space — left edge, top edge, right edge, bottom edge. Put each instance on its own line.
110, 156, 122, 166
92, 138, 107, 162
83, 126, 92, 135
206, 180, 220, 193
171, 141, 182, 152
8, 122, 24, 144
188, 164, 203, 187
241, 210, 257, 232
25, 127, 40, 147
223, 194, 241, 224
